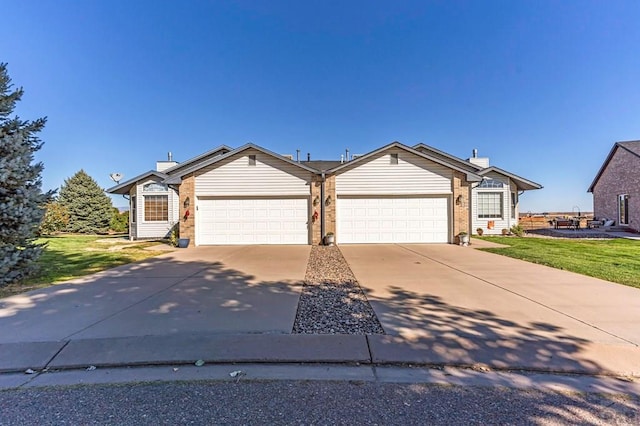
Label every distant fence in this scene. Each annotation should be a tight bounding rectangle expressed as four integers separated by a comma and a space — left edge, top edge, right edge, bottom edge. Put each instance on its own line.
518, 213, 594, 230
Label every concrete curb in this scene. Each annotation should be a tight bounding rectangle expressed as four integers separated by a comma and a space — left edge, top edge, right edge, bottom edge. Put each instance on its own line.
47, 334, 370, 369
2, 334, 639, 378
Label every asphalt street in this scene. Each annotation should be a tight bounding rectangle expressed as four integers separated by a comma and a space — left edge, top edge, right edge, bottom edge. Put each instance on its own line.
1, 380, 638, 425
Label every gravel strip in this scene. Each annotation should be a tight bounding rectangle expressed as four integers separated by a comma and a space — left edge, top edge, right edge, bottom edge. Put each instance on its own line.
293, 245, 384, 334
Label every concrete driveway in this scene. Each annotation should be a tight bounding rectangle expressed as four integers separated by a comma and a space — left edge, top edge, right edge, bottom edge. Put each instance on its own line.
0, 246, 310, 343
340, 243, 640, 373
2, 242, 640, 378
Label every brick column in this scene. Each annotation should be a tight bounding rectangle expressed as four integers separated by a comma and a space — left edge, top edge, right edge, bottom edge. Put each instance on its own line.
452, 171, 471, 241
310, 175, 322, 245
324, 175, 336, 238
179, 174, 196, 244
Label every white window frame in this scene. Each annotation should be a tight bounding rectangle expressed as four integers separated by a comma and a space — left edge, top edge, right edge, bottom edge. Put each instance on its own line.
143, 194, 169, 222
619, 194, 629, 225
131, 196, 137, 223
477, 192, 504, 219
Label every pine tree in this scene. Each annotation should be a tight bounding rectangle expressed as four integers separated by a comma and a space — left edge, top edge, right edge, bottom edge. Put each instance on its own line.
58, 170, 113, 233
0, 63, 52, 286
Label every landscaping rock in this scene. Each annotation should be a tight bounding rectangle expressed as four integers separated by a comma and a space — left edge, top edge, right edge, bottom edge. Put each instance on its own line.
293, 246, 384, 335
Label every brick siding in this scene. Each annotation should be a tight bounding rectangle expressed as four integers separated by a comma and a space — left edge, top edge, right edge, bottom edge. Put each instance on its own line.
452, 171, 471, 237
179, 174, 196, 243
592, 147, 640, 232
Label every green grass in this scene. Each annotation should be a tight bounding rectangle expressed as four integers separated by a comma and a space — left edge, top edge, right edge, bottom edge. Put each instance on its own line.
0, 235, 168, 298
479, 236, 640, 289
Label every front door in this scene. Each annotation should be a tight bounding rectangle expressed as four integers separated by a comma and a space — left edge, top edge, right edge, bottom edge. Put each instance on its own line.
619, 194, 629, 225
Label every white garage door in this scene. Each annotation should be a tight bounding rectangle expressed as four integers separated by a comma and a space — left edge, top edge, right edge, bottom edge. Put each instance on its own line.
197, 197, 308, 245
337, 196, 449, 243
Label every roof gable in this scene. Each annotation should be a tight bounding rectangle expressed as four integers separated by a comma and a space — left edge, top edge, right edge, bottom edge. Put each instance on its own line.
588, 141, 640, 192
326, 141, 483, 181
106, 171, 168, 194
164, 143, 318, 184
478, 167, 542, 191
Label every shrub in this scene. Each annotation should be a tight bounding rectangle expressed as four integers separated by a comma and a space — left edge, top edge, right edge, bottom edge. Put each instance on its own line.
110, 208, 129, 233
39, 201, 69, 235
510, 224, 525, 237
169, 223, 179, 247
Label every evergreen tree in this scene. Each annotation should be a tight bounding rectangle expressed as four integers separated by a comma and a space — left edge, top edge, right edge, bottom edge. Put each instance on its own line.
58, 170, 113, 233
0, 63, 52, 286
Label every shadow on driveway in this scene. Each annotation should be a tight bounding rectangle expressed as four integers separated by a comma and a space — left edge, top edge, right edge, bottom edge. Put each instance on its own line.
368, 286, 604, 374
0, 254, 303, 343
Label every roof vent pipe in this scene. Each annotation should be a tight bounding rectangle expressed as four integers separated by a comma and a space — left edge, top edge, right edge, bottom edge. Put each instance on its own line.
296, 149, 300, 163
340, 154, 344, 164
346, 149, 350, 161
168, 151, 173, 161
307, 152, 311, 161
472, 149, 478, 158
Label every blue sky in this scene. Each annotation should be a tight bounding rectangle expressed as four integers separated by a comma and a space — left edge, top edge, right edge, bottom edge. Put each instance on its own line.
3, 0, 640, 212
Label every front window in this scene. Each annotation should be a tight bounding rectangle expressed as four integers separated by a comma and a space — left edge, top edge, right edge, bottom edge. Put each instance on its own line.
144, 195, 168, 221
131, 196, 137, 223
478, 192, 503, 219
511, 192, 517, 219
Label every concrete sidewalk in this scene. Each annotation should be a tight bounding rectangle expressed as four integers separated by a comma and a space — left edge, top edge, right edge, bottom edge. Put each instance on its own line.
2, 243, 640, 383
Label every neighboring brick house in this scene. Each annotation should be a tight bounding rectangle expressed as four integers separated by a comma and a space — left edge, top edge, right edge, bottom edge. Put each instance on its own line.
588, 140, 640, 232
108, 141, 541, 245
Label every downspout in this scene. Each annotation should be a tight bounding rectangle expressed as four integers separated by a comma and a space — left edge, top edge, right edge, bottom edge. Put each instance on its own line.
320, 172, 326, 244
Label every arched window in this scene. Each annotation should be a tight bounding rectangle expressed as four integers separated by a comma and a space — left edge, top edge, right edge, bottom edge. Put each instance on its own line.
143, 182, 168, 192
478, 179, 504, 188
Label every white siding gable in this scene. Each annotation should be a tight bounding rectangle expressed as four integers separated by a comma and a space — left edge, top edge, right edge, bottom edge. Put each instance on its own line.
471, 172, 516, 235
195, 149, 312, 196
132, 177, 179, 239
336, 150, 452, 195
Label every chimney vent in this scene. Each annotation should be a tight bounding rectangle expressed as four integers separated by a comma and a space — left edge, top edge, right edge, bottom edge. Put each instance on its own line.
168, 151, 173, 161
307, 152, 311, 161
346, 149, 350, 161
467, 149, 489, 168
296, 149, 300, 163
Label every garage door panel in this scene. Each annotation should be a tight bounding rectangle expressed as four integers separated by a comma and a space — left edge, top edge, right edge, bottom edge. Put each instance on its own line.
198, 197, 308, 245
338, 196, 449, 244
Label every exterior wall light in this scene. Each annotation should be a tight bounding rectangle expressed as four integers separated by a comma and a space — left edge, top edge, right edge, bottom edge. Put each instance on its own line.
456, 195, 463, 205
313, 196, 320, 206
183, 197, 190, 209
325, 195, 332, 205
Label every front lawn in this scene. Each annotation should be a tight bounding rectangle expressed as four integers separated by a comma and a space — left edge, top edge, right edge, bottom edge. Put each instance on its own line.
0, 235, 169, 298
479, 236, 640, 289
